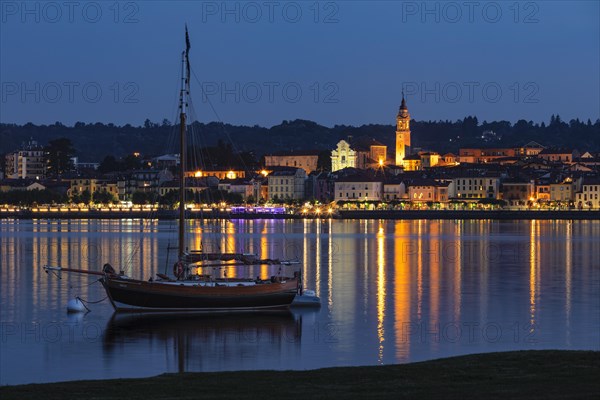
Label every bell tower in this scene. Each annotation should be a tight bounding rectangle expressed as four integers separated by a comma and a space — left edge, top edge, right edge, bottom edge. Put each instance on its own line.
395, 93, 411, 166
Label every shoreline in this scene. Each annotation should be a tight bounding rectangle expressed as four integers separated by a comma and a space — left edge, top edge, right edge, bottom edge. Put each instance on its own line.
1, 350, 598, 399
0, 209, 599, 220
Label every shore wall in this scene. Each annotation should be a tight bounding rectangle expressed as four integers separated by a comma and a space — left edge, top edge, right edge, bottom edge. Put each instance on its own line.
337, 210, 600, 220
1, 209, 599, 220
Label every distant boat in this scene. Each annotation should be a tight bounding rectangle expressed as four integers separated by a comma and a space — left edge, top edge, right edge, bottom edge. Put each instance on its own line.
44, 27, 301, 312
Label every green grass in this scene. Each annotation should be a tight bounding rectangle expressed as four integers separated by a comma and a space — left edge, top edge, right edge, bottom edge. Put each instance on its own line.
2, 350, 598, 399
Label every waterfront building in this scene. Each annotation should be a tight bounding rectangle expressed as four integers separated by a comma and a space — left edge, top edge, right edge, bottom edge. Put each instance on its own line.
575, 177, 600, 209
382, 177, 406, 201
267, 168, 307, 201
158, 177, 211, 197
501, 179, 535, 206
305, 172, 335, 203
334, 171, 383, 202
549, 180, 575, 202
4, 140, 46, 180
406, 179, 450, 203
117, 170, 174, 200
68, 178, 118, 200
536, 183, 551, 201
448, 173, 501, 199
250, 177, 268, 202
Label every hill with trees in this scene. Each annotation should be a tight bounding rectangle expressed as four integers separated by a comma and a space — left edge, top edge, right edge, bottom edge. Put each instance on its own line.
1, 116, 598, 164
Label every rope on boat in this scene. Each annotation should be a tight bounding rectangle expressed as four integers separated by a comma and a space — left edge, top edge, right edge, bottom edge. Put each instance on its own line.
76, 295, 108, 312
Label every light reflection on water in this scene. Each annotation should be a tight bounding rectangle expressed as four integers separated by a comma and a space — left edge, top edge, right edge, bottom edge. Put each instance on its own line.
0, 218, 599, 385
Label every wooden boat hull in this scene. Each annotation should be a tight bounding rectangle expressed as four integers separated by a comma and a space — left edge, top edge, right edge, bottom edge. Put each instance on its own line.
101, 277, 299, 311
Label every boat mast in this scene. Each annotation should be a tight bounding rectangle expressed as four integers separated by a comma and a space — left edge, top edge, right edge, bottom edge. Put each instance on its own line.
178, 28, 190, 259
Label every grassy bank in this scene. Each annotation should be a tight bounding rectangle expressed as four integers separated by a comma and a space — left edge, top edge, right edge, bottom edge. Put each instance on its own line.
1, 350, 598, 399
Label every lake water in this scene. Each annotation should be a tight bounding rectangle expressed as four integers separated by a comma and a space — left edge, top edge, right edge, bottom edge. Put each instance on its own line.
0, 218, 598, 385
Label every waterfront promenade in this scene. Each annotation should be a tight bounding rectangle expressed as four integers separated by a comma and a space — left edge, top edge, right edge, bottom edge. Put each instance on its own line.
1, 207, 599, 220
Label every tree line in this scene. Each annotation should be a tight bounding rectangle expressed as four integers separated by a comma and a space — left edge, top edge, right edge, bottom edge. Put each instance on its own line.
2, 115, 598, 165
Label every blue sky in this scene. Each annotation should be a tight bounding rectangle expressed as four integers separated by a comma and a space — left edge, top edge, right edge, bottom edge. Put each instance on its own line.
1, 1, 598, 127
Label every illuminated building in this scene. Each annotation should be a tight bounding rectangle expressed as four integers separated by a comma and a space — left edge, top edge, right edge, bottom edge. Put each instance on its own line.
550, 181, 575, 202
382, 178, 406, 201
420, 152, 440, 168
448, 173, 501, 199
334, 172, 383, 202
264, 150, 320, 174
187, 168, 246, 180
402, 154, 421, 171
4, 140, 46, 179
68, 178, 119, 200
395, 95, 411, 165
575, 178, 600, 209
267, 168, 307, 200
501, 180, 535, 206
331, 137, 388, 172
407, 179, 450, 203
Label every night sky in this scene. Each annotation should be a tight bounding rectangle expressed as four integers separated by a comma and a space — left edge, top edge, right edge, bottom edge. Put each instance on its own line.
1, 1, 598, 127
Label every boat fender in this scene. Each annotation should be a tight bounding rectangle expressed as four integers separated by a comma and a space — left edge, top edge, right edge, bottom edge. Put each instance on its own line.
67, 298, 86, 313
173, 261, 185, 279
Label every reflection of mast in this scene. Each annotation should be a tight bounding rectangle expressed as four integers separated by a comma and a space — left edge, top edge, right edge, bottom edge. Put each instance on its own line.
177, 333, 185, 373
103, 312, 302, 372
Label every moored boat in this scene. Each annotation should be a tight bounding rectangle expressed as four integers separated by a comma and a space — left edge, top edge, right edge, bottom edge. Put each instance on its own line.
43, 27, 301, 312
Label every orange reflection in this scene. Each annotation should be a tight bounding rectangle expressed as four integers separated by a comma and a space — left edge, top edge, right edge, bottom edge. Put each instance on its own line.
428, 221, 440, 346
565, 221, 572, 345
376, 223, 386, 364
529, 220, 539, 334
393, 220, 411, 362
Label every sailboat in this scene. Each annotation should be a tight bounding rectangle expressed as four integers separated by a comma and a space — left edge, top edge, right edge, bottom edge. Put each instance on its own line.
43, 28, 301, 312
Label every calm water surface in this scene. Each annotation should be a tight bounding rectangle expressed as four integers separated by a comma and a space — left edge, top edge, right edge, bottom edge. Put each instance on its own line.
0, 218, 598, 384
